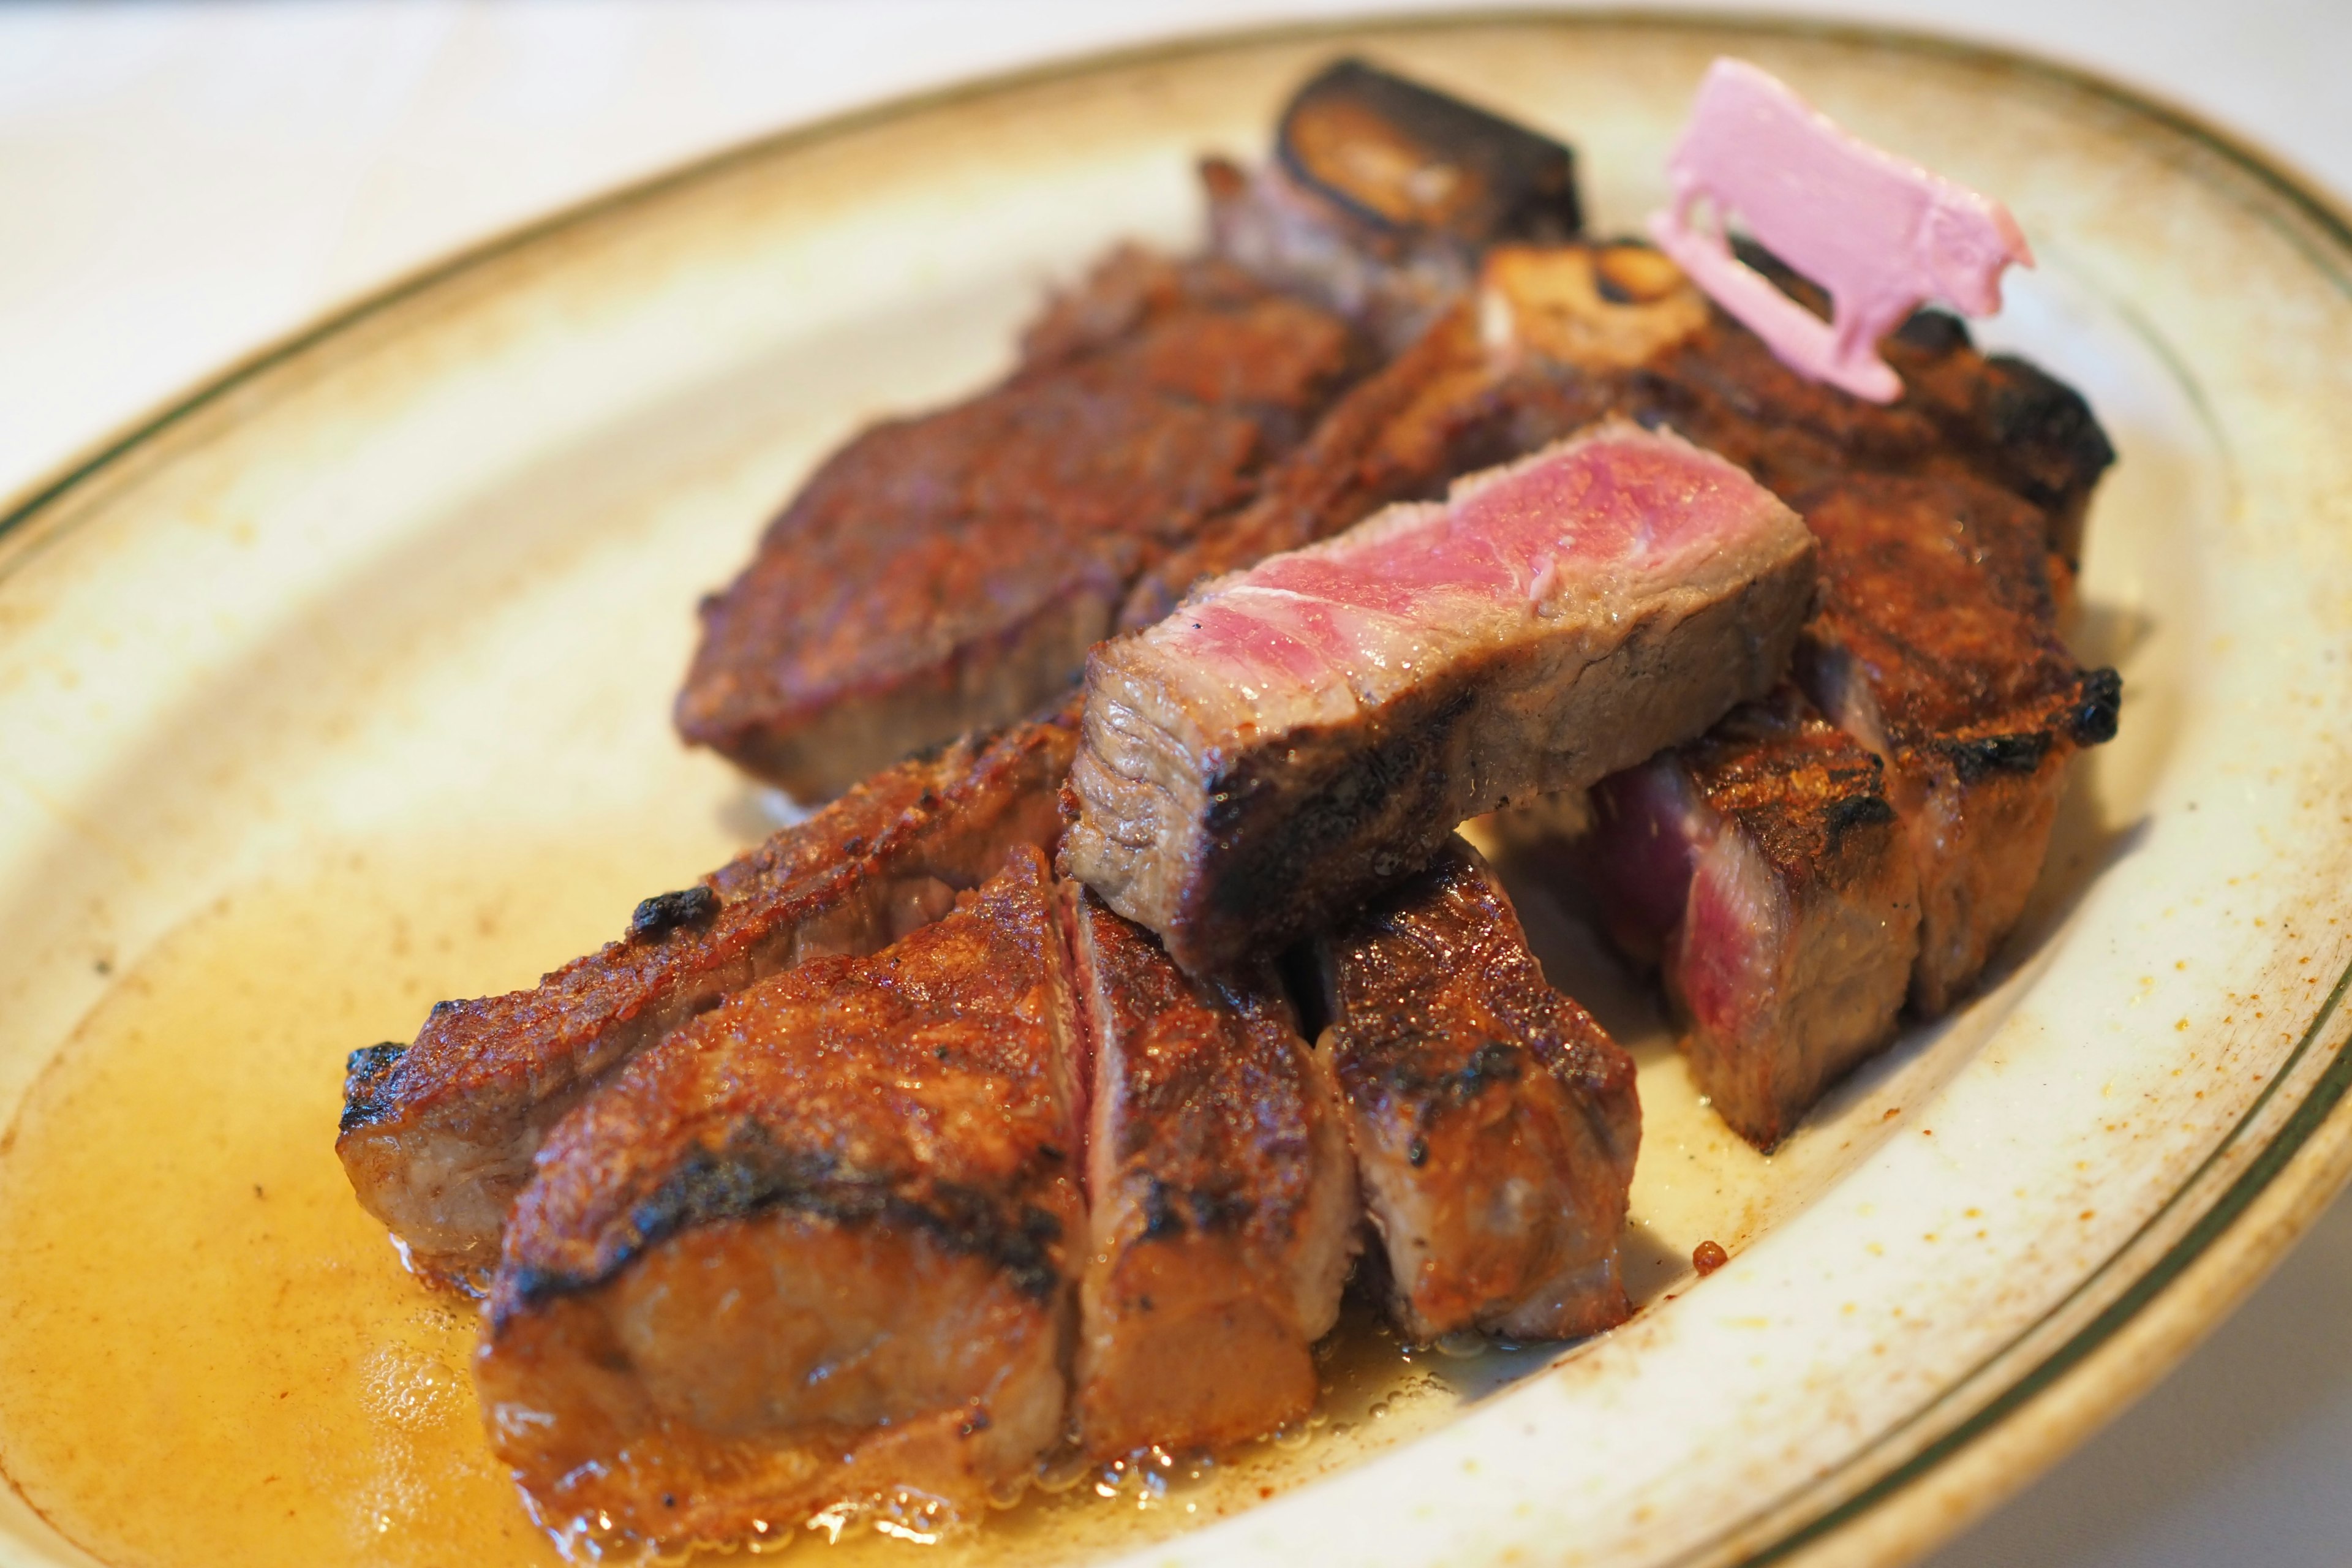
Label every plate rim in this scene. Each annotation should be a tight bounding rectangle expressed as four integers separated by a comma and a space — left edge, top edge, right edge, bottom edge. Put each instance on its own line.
4, 12, 2351, 1567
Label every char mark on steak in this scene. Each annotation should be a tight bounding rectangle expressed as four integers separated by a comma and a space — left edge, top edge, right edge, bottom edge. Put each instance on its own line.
1065, 888, 1356, 1458
674, 246, 1370, 801
1062, 420, 1817, 975
475, 847, 1085, 1549
1314, 837, 1638, 1341
1580, 686, 1920, 1149
337, 707, 1076, 1284
1795, 473, 2119, 1014
1207, 59, 1581, 353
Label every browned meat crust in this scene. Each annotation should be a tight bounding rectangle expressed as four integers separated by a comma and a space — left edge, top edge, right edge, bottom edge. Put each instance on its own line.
1316, 838, 1638, 1341
673, 247, 1368, 799
1795, 475, 2119, 1013
1585, 687, 1921, 1148
475, 848, 1084, 1546
338, 710, 1076, 1282
1066, 889, 1356, 1458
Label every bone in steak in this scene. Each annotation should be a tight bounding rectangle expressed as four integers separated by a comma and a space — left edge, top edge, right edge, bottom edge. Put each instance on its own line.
1795, 473, 2118, 1014
339, 709, 1075, 1282
475, 847, 1085, 1546
1314, 837, 1638, 1340
1205, 57, 1582, 353
1066, 888, 1356, 1458
1581, 686, 1919, 1148
1061, 420, 1818, 974
673, 246, 1366, 800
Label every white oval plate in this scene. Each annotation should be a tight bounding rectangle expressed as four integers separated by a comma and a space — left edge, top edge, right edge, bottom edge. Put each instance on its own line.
4, 15, 2351, 1568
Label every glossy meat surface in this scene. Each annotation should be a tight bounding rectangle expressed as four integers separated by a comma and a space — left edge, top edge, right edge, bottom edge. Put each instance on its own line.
1066, 889, 1355, 1458
1316, 838, 1639, 1340
1064, 421, 1817, 973
1586, 687, 1920, 1148
476, 848, 1084, 1547
338, 710, 1075, 1281
674, 247, 1365, 799
1795, 474, 2119, 1012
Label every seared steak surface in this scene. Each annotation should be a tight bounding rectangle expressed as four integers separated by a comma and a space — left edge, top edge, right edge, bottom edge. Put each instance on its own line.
475, 848, 1084, 1545
675, 247, 1366, 799
1585, 687, 1920, 1148
1316, 838, 1639, 1340
339, 710, 1074, 1281
1063, 421, 1817, 973
1067, 890, 1355, 1458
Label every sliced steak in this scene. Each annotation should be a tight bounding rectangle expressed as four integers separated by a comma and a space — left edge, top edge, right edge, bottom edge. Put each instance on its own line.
339, 710, 1076, 1283
1063, 421, 1817, 974
1582, 687, 1920, 1148
1314, 837, 1638, 1341
1207, 56, 1582, 352
475, 847, 1085, 1548
674, 246, 1368, 799
1065, 889, 1355, 1458
1795, 475, 2119, 1014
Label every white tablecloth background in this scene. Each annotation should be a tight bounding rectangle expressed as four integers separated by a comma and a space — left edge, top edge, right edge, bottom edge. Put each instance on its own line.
4, 4, 2348, 1563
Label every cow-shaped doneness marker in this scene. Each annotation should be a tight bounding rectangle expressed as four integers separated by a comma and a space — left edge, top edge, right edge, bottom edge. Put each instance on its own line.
1647, 58, 2034, 403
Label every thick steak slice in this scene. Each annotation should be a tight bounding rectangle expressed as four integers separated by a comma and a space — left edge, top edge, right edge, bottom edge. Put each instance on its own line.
1315, 837, 1639, 1341
339, 711, 1076, 1283
674, 247, 1366, 800
1795, 475, 2120, 1014
1206, 57, 1582, 352
1065, 889, 1355, 1459
1063, 421, 1817, 974
1583, 688, 1920, 1148
475, 848, 1084, 1550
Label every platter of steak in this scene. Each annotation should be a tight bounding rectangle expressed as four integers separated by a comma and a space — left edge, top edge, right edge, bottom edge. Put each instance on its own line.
6, 18, 2351, 1568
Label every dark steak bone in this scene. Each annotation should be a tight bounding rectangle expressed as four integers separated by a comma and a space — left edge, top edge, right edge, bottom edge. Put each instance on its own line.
337, 710, 1076, 1282
1582, 687, 1920, 1149
1315, 837, 1639, 1341
1063, 421, 1817, 974
1066, 889, 1357, 1459
476, 848, 1084, 1549
674, 247, 1365, 799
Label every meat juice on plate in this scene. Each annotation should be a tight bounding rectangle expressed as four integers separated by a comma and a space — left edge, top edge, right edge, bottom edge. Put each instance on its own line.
0, 820, 1831, 1566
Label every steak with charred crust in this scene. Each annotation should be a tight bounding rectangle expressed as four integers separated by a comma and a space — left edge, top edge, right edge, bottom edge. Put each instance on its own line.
339, 709, 1076, 1283
1582, 687, 1920, 1149
475, 848, 1084, 1548
1065, 889, 1356, 1458
1315, 837, 1639, 1341
674, 247, 1368, 800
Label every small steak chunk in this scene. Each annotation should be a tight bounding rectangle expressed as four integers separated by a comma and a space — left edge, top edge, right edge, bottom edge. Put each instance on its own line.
475, 848, 1084, 1549
1583, 688, 1920, 1148
675, 247, 1366, 799
1066, 890, 1356, 1458
1316, 838, 1639, 1341
1796, 475, 2120, 1013
1063, 421, 1817, 974
1208, 58, 1582, 351
339, 711, 1075, 1281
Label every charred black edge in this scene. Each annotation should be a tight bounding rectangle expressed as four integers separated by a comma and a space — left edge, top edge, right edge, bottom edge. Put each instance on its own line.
629, 884, 720, 941
1981, 352, 2119, 513
2072, 666, 2124, 747
499, 1136, 1068, 1326
1823, 793, 1900, 837
1275, 56, 1582, 243
339, 1042, 409, 1135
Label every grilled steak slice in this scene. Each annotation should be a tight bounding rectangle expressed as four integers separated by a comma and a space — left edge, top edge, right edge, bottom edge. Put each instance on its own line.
675, 246, 1367, 799
1795, 475, 2119, 1014
339, 710, 1076, 1282
1066, 889, 1355, 1458
475, 847, 1084, 1548
1582, 687, 1920, 1148
1316, 837, 1638, 1341
1207, 57, 1582, 352
1063, 421, 1817, 974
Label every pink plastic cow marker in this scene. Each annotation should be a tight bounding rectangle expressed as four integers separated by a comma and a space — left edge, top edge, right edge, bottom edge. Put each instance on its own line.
1647, 58, 2034, 403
